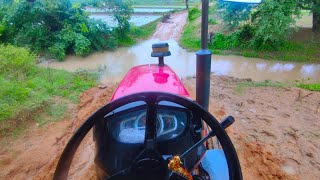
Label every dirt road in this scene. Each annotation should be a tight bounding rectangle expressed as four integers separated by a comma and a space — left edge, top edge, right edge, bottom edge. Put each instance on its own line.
185, 76, 320, 179
0, 86, 117, 179
1, 10, 320, 180
0, 11, 191, 179
152, 11, 187, 41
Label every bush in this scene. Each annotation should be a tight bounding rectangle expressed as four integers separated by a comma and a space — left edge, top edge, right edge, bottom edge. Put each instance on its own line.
104, 0, 133, 38
216, 0, 301, 50
250, 0, 300, 49
0, 0, 117, 60
211, 32, 240, 50
188, 8, 201, 21
0, 45, 36, 76
0, 45, 97, 123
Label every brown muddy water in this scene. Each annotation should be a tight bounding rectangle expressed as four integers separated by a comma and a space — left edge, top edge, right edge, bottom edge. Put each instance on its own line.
41, 39, 320, 84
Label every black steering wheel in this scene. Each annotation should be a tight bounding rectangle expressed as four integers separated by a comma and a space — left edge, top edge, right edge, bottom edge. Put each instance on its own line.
54, 92, 242, 180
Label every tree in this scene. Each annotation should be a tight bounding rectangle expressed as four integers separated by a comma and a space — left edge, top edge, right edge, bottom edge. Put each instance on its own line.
217, 1, 255, 30
314, 1, 320, 33
102, 0, 133, 37
250, 0, 300, 48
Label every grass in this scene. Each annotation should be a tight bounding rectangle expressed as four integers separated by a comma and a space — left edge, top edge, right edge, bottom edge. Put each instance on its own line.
34, 99, 69, 127
180, 21, 201, 50
235, 79, 320, 94
228, 41, 320, 62
296, 83, 320, 91
0, 45, 97, 137
179, 8, 202, 51
118, 18, 160, 46
0, 68, 97, 122
235, 80, 288, 94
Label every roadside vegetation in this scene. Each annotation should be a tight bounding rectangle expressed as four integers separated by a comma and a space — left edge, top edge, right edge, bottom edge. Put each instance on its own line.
296, 82, 320, 91
181, 1, 320, 90
235, 80, 320, 94
235, 80, 288, 94
0, 0, 164, 137
180, 1, 320, 62
0, 0, 118, 61
118, 19, 160, 46
0, 0, 160, 61
0, 45, 97, 137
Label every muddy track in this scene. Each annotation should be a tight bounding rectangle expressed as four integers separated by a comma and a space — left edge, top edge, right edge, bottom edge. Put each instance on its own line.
152, 11, 187, 41
1, 10, 320, 180
185, 76, 320, 179
0, 86, 117, 179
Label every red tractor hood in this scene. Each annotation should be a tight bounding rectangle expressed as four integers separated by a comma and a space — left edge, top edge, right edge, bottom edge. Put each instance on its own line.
110, 64, 190, 101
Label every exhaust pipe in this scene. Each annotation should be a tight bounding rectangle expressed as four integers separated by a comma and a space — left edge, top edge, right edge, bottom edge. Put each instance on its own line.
196, 0, 212, 111
196, 0, 212, 137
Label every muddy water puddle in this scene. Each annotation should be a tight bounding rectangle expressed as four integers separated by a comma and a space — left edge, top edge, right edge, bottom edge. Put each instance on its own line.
41, 39, 320, 84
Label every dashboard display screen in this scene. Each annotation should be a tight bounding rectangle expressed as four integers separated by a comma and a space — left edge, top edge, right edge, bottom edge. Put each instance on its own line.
106, 104, 188, 144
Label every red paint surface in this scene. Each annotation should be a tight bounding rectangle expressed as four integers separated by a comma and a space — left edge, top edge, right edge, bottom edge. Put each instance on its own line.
110, 64, 190, 101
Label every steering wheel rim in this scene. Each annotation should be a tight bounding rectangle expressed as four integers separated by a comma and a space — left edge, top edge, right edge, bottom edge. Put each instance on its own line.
54, 92, 242, 180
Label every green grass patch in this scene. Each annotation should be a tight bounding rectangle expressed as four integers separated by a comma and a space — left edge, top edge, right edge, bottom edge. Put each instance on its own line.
179, 8, 201, 51
130, 19, 159, 39
180, 22, 201, 50
235, 80, 320, 94
235, 80, 288, 94
0, 45, 97, 136
0, 69, 97, 122
118, 18, 160, 46
296, 83, 320, 91
34, 100, 69, 127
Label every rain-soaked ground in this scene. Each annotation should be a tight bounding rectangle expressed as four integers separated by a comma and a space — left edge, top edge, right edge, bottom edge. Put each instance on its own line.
42, 39, 320, 84
2, 10, 320, 180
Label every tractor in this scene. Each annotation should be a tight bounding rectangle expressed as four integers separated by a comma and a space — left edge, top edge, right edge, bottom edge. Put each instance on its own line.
54, 0, 262, 179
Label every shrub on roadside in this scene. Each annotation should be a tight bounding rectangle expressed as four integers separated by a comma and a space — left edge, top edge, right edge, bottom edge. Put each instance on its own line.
0, 45, 97, 123
0, 45, 36, 76
0, 0, 117, 61
250, 0, 300, 50
188, 8, 201, 21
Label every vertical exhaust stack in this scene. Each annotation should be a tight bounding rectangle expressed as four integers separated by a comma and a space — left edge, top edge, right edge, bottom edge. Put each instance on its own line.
197, 0, 212, 137
196, 0, 212, 111
151, 43, 171, 66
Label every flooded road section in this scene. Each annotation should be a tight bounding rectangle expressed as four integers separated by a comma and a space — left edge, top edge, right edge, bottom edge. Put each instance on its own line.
88, 7, 179, 27
89, 13, 161, 27
43, 39, 320, 84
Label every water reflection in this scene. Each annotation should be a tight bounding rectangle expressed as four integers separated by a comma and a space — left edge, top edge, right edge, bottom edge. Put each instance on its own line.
269, 63, 295, 72
41, 39, 320, 83
212, 61, 233, 76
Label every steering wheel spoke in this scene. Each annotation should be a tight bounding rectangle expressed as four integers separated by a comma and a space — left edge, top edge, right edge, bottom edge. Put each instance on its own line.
145, 98, 158, 150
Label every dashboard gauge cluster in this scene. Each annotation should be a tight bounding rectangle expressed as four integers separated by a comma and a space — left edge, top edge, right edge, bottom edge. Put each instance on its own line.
108, 107, 188, 144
